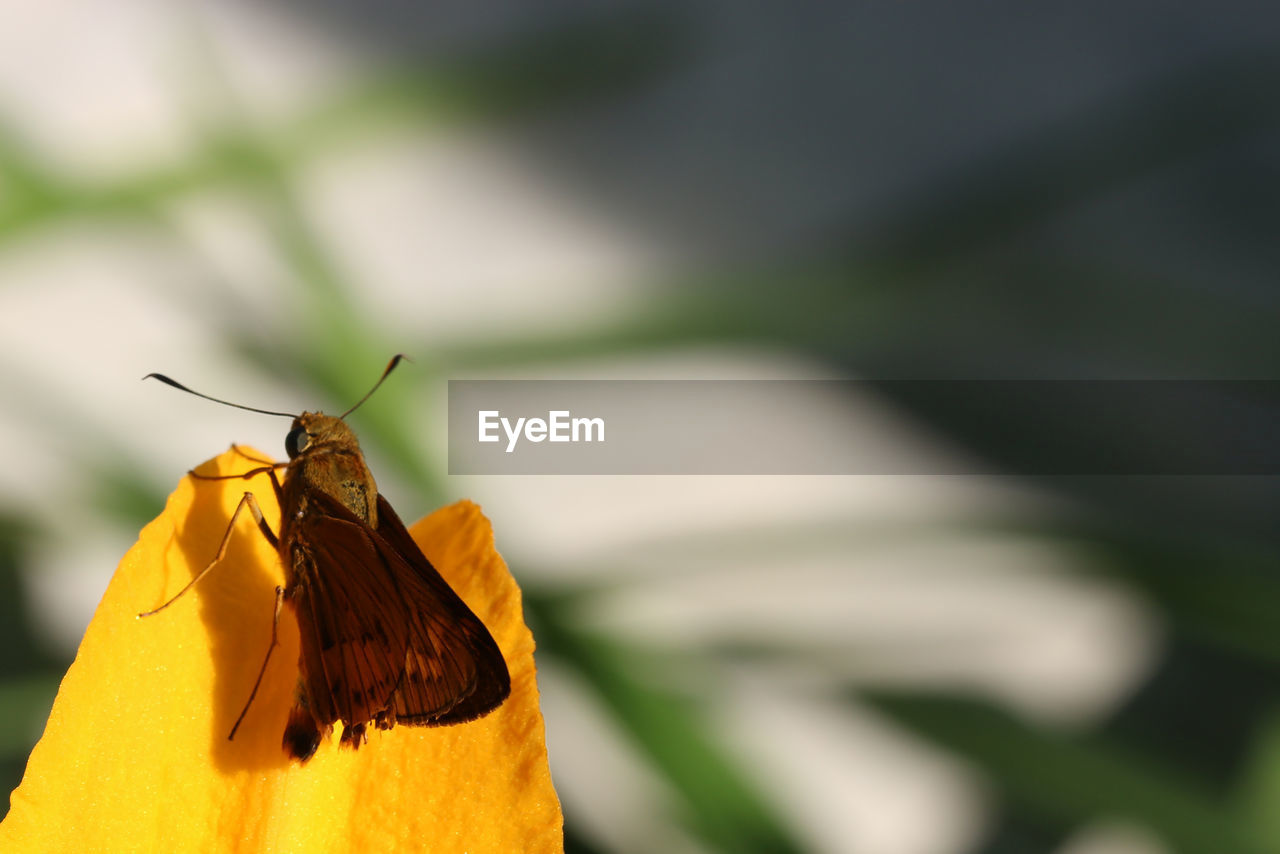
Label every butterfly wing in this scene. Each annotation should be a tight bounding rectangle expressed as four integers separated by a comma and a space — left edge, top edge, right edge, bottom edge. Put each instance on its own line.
373, 495, 511, 725
284, 491, 510, 759
287, 502, 413, 754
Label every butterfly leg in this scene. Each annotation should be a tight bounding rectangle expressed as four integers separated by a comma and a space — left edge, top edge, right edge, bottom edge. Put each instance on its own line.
228, 444, 278, 466
189, 462, 287, 483
228, 584, 286, 741
138, 491, 278, 617
266, 466, 285, 513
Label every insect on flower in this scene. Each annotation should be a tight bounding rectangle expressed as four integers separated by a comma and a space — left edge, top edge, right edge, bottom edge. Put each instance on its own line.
139, 356, 510, 762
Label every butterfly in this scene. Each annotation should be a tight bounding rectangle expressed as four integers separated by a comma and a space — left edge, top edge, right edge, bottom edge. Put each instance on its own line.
141, 356, 510, 761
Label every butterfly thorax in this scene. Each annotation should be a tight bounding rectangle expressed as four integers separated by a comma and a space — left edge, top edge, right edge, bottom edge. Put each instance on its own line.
279, 412, 380, 539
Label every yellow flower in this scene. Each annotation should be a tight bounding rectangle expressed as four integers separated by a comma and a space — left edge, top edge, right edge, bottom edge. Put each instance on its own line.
0, 448, 563, 853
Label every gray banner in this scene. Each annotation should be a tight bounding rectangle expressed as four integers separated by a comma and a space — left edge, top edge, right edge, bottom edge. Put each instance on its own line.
447, 380, 1280, 475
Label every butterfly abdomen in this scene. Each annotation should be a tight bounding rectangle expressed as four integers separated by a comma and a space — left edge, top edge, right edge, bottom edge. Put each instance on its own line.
283, 703, 323, 762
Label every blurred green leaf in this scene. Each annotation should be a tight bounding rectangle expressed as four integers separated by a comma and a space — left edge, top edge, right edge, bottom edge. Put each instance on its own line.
280, 9, 687, 150
0, 9, 685, 248
0, 673, 61, 818
1235, 708, 1280, 848
82, 457, 170, 533
991, 520, 1280, 666
0, 674, 59, 760
562, 822, 612, 854
527, 592, 805, 854
864, 691, 1270, 854
965, 808, 1073, 854
0, 515, 70, 817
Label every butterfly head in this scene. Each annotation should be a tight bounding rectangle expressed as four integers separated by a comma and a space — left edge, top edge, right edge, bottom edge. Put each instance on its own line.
286, 412, 359, 459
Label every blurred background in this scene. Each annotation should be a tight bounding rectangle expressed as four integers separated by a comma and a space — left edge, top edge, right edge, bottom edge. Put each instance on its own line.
1, 2, 1278, 852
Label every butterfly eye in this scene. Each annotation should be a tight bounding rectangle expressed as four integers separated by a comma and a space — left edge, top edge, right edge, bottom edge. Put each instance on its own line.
285, 426, 311, 458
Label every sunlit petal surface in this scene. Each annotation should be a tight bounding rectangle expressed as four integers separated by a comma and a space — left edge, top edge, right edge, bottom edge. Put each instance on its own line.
0, 449, 561, 853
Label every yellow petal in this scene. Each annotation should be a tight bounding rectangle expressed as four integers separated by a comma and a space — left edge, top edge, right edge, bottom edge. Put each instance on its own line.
0, 448, 563, 853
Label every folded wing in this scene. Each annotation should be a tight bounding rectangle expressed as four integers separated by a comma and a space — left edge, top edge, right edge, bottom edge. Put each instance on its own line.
290, 491, 510, 741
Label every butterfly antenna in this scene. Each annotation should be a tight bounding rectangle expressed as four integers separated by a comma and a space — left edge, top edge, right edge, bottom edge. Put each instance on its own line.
144, 374, 296, 418
340, 354, 408, 419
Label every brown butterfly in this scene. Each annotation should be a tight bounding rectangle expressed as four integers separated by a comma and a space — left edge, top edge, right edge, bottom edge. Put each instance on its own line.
139, 356, 510, 762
